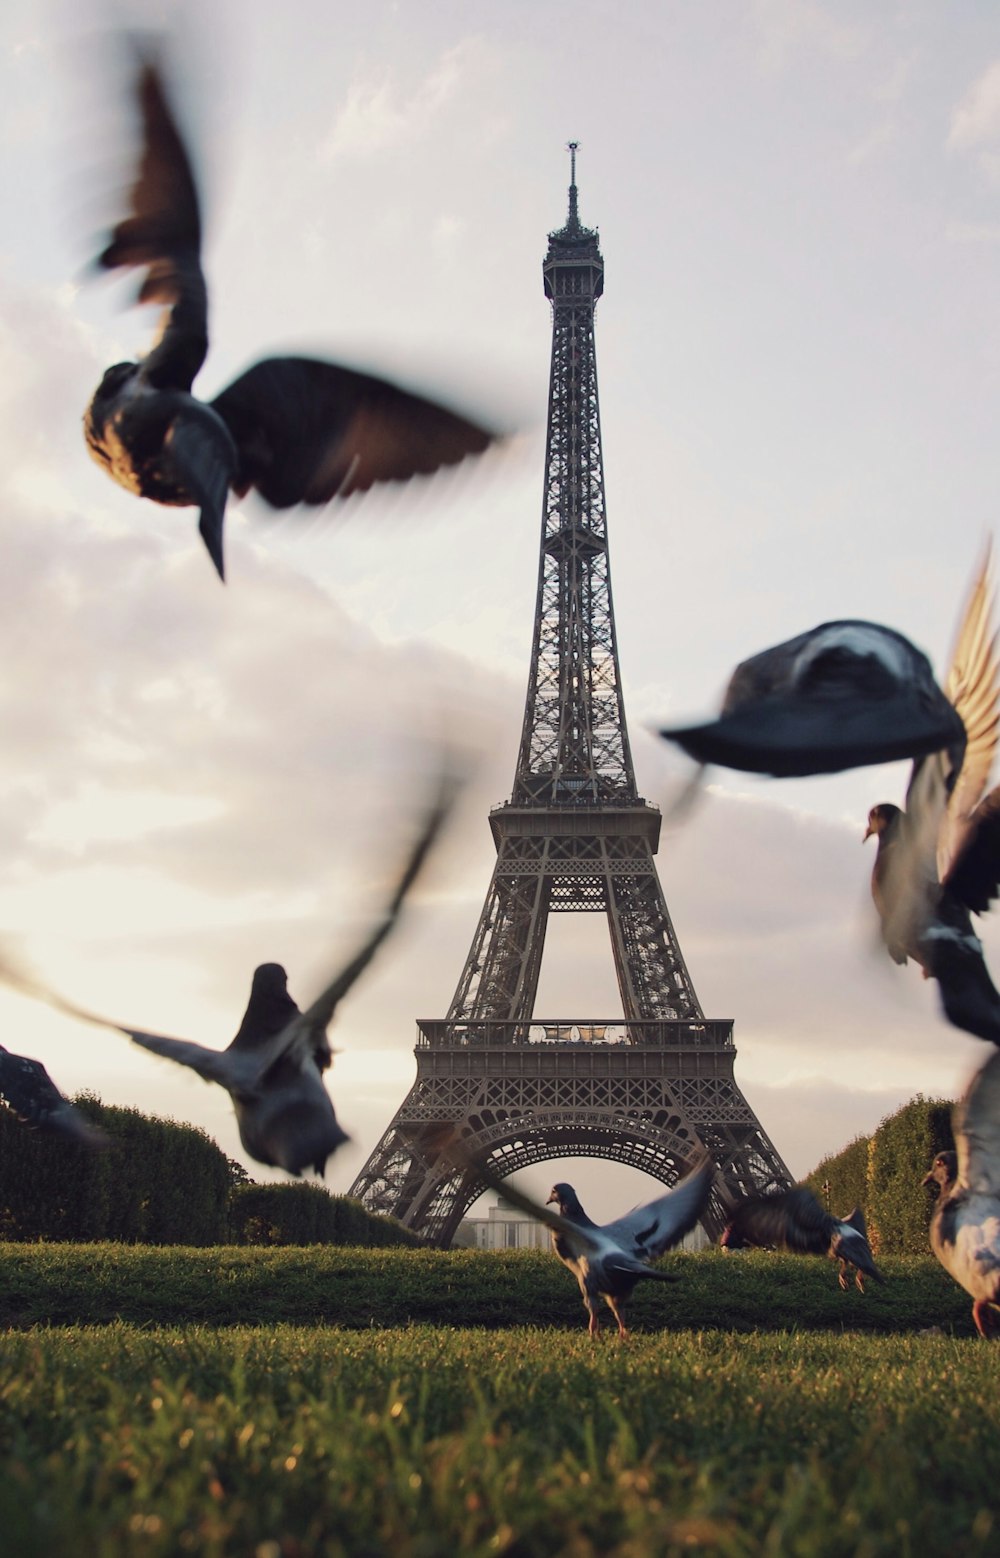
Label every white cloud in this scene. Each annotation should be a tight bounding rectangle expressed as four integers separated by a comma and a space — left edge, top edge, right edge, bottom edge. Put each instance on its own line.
322, 40, 485, 162
948, 59, 1000, 152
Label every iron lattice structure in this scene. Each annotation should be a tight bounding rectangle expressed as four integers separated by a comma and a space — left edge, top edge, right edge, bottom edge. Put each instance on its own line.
350, 151, 791, 1244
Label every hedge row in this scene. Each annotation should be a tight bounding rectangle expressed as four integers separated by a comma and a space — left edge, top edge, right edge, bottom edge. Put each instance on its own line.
0, 1096, 416, 1248
804, 1094, 954, 1256
230, 1183, 419, 1248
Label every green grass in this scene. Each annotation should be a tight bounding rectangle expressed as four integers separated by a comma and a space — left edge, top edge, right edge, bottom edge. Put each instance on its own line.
0, 1243, 974, 1333
1, 1326, 997, 1556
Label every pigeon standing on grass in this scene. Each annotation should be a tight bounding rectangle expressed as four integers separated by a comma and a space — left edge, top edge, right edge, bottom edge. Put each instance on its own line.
83, 39, 500, 581
0, 788, 453, 1176
720, 1186, 884, 1291
462, 1155, 715, 1337
0, 1045, 109, 1148
864, 553, 1000, 1044
923, 1049, 1000, 1338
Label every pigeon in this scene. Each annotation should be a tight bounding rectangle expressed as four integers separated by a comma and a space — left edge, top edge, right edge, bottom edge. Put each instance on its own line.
462, 1155, 714, 1337
658, 621, 966, 779
0, 1044, 109, 1148
922, 1048, 1000, 1338
83, 40, 498, 581
864, 553, 1000, 1044
720, 1186, 884, 1290
0, 789, 453, 1176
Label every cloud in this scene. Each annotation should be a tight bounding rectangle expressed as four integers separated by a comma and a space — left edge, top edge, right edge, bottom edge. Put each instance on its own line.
751, 0, 867, 73
948, 59, 1000, 153
322, 40, 486, 162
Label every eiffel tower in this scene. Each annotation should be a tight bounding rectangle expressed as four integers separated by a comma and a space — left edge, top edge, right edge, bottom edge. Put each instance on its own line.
350, 148, 792, 1244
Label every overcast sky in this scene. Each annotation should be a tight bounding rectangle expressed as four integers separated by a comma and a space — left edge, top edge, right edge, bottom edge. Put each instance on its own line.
1, 0, 998, 1221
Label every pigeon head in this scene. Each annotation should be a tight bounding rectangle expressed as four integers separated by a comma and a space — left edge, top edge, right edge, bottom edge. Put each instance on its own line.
863, 803, 901, 843
922, 1150, 957, 1193
546, 1182, 582, 1215
251, 963, 289, 996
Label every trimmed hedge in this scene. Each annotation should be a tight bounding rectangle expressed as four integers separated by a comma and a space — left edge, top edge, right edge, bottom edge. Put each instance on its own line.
0, 1095, 235, 1245
0, 1095, 417, 1249
805, 1094, 955, 1257
229, 1182, 420, 1248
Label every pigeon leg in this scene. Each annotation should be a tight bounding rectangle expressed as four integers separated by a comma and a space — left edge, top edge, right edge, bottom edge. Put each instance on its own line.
855, 1269, 866, 1294
837, 1260, 849, 1291
972, 1299, 1000, 1339
605, 1296, 629, 1340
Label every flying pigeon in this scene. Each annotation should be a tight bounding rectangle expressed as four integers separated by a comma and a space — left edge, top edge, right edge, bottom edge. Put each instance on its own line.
83, 41, 498, 581
720, 1186, 884, 1290
0, 1044, 109, 1148
657, 621, 966, 779
864, 553, 1000, 1044
464, 1155, 715, 1337
922, 1048, 1000, 1338
0, 789, 453, 1176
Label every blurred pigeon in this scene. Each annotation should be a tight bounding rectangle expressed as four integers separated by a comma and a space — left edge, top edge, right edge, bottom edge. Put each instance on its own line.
0, 788, 453, 1176
83, 41, 498, 581
720, 1186, 884, 1290
0, 1044, 108, 1148
923, 1048, 1000, 1337
864, 553, 1000, 1043
658, 622, 966, 779
467, 1156, 714, 1337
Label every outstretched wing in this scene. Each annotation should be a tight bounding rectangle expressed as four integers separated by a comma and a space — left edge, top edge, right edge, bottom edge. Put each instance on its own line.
659, 621, 964, 779
211, 357, 495, 509
947, 788, 1000, 913
0, 1045, 109, 1147
726, 1187, 829, 1254
231, 776, 460, 1085
450, 1151, 604, 1260
601, 1156, 715, 1260
937, 549, 999, 885
0, 952, 237, 1089
955, 1048, 1000, 1199
96, 41, 208, 390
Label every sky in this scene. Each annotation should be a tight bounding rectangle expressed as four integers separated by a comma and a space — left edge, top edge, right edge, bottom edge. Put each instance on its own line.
0, 0, 999, 1223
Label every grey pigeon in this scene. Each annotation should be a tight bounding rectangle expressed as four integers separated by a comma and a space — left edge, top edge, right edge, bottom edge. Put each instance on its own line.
720, 1186, 883, 1290
864, 553, 1000, 1044
0, 791, 452, 1176
923, 1048, 1000, 1338
470, 1157, 714, 1337
0, 1044, 108, 1148
83, 41, 498, 581
658, 621, 966, 778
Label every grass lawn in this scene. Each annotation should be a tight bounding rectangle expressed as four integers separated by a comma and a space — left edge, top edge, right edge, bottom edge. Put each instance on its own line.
0, 1247, 994, 1555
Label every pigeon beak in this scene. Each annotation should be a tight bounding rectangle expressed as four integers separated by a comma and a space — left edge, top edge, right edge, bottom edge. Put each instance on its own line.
545, 1191, 558, 1206
921, 1169, 936, 1188
862, 822, 874, 842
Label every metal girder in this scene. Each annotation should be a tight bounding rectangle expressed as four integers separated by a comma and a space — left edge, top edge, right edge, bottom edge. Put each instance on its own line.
348, 162, 792, 1243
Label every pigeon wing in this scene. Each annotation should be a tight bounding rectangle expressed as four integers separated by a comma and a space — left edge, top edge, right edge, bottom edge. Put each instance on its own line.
946, 787, 1000, 913
0, 1046, 109, 1147
954, 1048, 1000, 1198
601, 1155, 714, 1259
211, 357, 495, 509
937, 550, 999, 885
97, 45, 208, 390
728, 1187, 829, 1254
458, 1162, 604, 1259
231, 781, 457, 1085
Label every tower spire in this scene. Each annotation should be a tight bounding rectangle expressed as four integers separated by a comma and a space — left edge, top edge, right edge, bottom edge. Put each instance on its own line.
567, 140, 580, 230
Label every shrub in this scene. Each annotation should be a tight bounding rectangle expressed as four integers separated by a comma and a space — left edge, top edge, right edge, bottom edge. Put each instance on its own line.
866, 1095, 954, 1257
0, 1095, 234, 1244
229, 1182, 420, 1247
